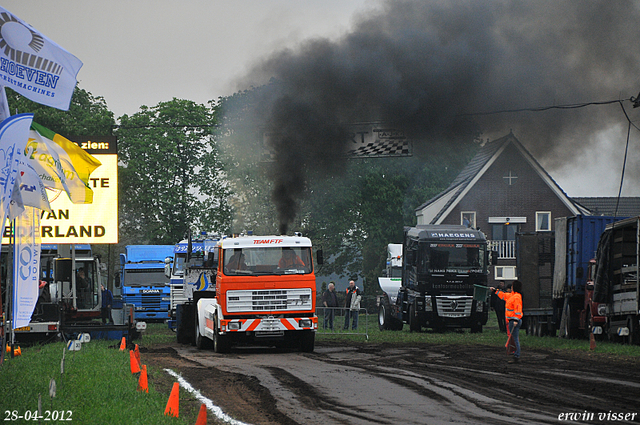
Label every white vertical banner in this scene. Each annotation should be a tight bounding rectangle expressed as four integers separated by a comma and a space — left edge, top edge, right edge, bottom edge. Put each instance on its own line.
12, 206, 41, 329
0, 113, 34, 225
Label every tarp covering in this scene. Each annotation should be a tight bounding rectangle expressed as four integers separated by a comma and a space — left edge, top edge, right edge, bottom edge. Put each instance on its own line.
552, 217, 567, 299
593, 229, 612, 303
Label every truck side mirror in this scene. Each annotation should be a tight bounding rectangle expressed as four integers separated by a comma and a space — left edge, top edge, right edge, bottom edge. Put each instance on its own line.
316, 249, 324, 266
115, 274, 121, 288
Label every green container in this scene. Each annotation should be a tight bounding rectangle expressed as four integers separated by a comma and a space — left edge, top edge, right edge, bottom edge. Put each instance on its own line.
473, 284, 490, 302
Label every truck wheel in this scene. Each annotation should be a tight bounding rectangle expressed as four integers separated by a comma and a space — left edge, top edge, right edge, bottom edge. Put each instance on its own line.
409, 303, 420, 332
391, 317, 404, 331
213, 321, 230, 353
176, 304, 195, 345
299, 331, 315, 352
195, 316, 212, 350
378, 302, 390, 331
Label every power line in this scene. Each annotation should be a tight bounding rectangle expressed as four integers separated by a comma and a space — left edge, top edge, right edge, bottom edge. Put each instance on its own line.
459, 98, 628, 117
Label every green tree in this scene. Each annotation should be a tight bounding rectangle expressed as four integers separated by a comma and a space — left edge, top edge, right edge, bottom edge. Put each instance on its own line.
6, 87, 115, 135
116, 98, 232, 244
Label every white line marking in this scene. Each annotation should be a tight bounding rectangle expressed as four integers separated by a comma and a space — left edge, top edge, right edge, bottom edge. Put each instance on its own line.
164, 368, 252, 425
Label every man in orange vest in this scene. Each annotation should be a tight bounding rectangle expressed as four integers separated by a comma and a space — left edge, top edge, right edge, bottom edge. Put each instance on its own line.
491, 280, 523, 362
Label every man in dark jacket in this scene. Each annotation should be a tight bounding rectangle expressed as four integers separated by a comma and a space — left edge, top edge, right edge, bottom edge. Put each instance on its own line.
322, 282, 338, 330
490, 282, 508, 332
101, 284, 114, 324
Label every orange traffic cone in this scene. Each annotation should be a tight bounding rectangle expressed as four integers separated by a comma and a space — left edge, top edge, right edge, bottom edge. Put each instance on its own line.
590, 332, 596, 350
129, 350, 140, 374
164, 382, 179, 417
14, 346, 21, 356
194, 403, 207, 425
134, 344, 141, 366
119, 337, 126, 351
137, 365, 148, 393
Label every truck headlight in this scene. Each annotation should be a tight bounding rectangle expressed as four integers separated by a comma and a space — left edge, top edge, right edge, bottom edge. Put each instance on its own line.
424, 296, 433, 312
228, 321, 241, 330
298, 319, 312, 328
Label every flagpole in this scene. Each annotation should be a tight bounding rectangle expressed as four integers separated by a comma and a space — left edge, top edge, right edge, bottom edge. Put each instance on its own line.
0, 219, 7, 366
9, 219, 15, 357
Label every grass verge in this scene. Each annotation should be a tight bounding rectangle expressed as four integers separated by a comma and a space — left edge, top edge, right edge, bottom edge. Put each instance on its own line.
0, 327, 198, 424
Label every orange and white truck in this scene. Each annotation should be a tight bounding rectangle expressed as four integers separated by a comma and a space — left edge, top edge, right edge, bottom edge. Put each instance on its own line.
173, 234, 321, 353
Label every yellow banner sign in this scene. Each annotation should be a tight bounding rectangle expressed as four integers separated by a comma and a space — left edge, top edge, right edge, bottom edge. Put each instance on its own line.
3, 153, 118, 244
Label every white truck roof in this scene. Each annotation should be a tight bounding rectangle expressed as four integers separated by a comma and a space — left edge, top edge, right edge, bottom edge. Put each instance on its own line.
219, 235, 312, 249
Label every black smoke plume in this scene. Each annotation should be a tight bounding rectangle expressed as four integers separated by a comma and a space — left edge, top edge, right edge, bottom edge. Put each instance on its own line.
232, 0, 640, 233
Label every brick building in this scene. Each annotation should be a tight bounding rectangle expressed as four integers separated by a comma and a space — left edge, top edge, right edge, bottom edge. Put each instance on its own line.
414, 132, 589, 286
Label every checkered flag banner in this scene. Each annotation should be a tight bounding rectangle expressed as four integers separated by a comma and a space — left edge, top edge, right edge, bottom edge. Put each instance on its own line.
347, 138, 412, 158
260, 123, 413, 161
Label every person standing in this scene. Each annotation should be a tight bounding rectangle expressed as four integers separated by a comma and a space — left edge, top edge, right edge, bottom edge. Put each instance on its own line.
101, 284, 114, 324
491, 280, 523, 363
490, 281, 507, 332
343, 280, 362, 330
322, 282, 338, 330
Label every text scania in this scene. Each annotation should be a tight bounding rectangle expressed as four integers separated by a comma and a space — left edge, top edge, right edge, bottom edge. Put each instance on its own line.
1, 58, 59, 94
253, 239, 284, 244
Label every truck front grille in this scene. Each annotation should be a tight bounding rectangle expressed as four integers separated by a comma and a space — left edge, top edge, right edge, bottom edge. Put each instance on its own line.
227, 288, 312, 313
436, 296, 473, 318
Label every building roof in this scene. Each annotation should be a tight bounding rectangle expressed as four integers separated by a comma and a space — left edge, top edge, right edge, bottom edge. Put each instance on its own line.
572, 197, 640, 218
415, 132, 589, 223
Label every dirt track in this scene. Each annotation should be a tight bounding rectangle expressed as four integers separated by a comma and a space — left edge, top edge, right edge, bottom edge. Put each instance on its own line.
143, 340, 640, 425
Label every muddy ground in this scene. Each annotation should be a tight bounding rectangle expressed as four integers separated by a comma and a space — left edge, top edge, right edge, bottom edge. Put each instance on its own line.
142, 339, 640, 425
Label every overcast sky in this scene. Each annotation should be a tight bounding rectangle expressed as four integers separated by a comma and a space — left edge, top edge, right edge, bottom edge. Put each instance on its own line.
4, 1, 640, 198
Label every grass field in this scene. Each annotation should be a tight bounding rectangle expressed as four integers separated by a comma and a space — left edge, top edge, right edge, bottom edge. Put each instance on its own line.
1, 312, 638, 424
316, 309, 640, 357
0, 332, 198, 425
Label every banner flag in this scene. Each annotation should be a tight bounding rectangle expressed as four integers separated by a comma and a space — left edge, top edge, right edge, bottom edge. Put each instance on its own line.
12, 206, 41, 329
8, 159, 52, 220
0, 86, 10, 122
26, 122, 101, 204
0, 113, 33, 224
0, 7, 83, 111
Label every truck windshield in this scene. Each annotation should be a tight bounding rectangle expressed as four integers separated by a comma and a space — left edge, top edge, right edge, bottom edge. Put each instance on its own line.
224, 247, 312, 275
124, 269, 170, 286
172, 253, 186, 276
423, 243, 485, 274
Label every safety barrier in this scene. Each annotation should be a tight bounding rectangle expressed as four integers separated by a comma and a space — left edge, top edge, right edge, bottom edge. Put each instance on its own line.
316, 307, 369, 339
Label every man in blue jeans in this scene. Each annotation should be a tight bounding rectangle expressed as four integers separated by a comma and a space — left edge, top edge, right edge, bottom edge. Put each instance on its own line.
343, 280, 362, 330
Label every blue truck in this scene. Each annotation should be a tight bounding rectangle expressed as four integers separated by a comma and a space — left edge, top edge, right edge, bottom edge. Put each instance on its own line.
119, 245, 174, 321
517, 215, 623, 338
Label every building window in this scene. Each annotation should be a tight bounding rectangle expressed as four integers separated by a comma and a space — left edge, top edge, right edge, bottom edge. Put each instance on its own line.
495, 266, 517, 280
492, 223, 519, 241
461, 211, 476, 228
536, 212, 551, 231
503, 170, 518, 186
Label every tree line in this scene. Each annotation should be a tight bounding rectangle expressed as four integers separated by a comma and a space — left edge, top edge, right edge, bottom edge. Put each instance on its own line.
6, 86, 478, 293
